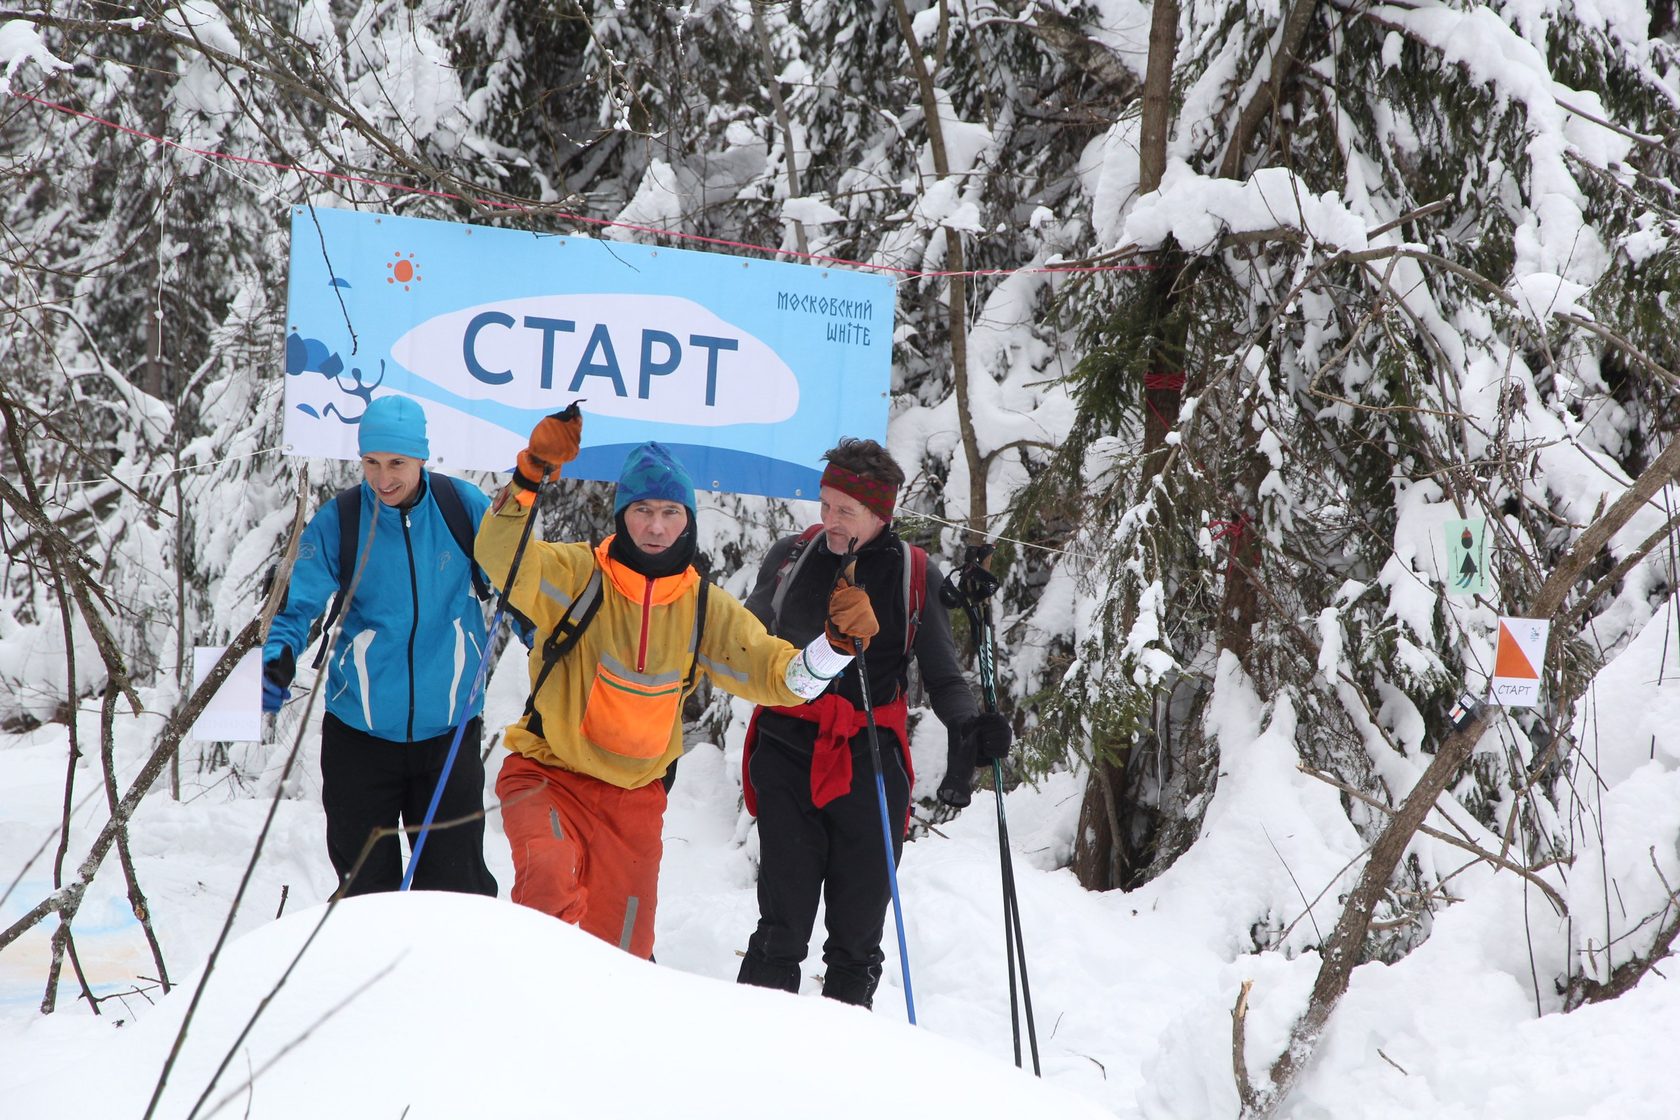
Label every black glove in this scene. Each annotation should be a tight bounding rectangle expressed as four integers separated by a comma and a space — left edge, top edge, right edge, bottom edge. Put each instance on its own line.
936, 733, 977, 808
964, 711, 1012, 763
264, 647, 296, 690
262, 648, 296, 715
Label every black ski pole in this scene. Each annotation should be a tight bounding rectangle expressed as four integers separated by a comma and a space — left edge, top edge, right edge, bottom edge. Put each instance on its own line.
839, 545, 917, 1023
951, 546, 1040, 1073
403, 406, 575, 890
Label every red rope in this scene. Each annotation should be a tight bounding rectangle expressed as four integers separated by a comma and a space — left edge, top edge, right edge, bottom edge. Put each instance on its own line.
14, 90, 1157, 282
1208, 514, 1252, 576
1143, 371, 1186, 391
1142, 370, 1185, 432
1208, 515, 1248, 543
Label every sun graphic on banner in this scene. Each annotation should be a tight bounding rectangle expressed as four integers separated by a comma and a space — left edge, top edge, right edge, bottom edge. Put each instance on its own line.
386, 251, 422, 291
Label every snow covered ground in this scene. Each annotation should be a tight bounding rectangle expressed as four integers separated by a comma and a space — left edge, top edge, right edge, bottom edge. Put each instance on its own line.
3, 631, 1678, 1118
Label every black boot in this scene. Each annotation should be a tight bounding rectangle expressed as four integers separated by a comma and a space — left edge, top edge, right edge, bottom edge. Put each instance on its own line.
820, 967, 878, 1009
737, 951, 801, 993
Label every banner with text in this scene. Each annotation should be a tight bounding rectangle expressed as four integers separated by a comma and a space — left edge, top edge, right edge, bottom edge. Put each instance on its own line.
282, 207, 893, 499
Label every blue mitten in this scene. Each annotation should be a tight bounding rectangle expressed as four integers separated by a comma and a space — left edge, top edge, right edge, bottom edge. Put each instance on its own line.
261, 676, 290, 713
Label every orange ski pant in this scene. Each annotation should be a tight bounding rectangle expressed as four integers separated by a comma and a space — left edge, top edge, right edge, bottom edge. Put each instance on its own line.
496, 752, 666, 959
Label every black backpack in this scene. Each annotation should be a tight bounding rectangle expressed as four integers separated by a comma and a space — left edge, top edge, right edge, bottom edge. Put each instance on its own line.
768, 525, 927, 650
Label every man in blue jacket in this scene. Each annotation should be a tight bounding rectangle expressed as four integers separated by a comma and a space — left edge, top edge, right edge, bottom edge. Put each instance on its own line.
263, 395, 497, 897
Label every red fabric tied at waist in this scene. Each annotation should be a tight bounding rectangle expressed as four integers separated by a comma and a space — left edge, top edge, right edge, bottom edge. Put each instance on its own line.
742, 692, 911, 814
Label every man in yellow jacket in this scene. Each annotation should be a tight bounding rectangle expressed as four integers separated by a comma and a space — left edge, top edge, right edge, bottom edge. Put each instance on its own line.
477, 412, 879, 959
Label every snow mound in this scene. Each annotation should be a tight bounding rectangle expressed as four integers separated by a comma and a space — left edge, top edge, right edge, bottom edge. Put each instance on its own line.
7, 891, 1110, 1120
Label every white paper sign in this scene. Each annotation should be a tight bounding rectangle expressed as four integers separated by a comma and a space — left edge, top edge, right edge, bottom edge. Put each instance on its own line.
188, 646, 264, 742
1488, 617, 1549, 708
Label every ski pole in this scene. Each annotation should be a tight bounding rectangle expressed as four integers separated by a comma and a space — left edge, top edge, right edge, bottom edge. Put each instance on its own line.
839, 547, 917, 1023
951, 545, 1040, 1072
993, 771, 1039, 1074
401, 469, 550, 891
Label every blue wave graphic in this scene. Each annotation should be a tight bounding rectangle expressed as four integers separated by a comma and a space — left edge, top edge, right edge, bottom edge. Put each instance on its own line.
573, 443, 822, 502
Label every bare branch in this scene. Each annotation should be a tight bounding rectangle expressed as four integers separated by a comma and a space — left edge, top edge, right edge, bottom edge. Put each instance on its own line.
0, 471, 142, 713
1217, 1, 1322, 180
1297, 764, 1568, 913
101, 681, 172, 994
0, 473, 309, 956
1232, 979, 1259, 1112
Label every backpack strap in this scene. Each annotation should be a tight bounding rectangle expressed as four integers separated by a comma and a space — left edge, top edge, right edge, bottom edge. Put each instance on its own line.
428, 472, 492, 602
685, 568, 711, 691
312, 486, 364, 670
902, 541, 927, 651
768, 525, 927, 653
522, 565, 605, 719
768, 524, 824, 638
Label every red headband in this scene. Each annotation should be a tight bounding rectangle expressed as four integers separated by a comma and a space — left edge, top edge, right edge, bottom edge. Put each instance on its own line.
821, 463, 897, 523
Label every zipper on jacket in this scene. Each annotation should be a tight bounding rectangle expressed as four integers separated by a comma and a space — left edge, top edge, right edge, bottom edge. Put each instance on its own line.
402, 508, 419, 741
637, 577, 653, 673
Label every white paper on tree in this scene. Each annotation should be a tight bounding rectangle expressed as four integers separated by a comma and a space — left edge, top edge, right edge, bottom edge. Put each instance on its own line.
1487, 617, 1549, 708
188, 647, 264, 742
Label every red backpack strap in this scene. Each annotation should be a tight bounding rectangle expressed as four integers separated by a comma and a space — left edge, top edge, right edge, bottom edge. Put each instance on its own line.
902, 541, 926, 650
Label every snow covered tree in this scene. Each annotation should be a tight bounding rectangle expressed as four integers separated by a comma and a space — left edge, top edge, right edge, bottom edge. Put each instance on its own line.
1017, 1, 1680, 1111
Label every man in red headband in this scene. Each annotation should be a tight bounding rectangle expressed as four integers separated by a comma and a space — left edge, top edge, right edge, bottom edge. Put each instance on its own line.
735, 437, 999, 1008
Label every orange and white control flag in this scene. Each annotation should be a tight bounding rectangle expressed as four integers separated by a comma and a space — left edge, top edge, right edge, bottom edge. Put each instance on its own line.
1488, 617, 1549, 708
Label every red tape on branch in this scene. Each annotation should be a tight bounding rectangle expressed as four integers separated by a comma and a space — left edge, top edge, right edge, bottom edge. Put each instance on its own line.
14, 89, 1157, 282
1208, 515, 1248, 543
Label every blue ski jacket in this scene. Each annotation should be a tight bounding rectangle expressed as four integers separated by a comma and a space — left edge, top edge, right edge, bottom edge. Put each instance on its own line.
265, 473, 491, 742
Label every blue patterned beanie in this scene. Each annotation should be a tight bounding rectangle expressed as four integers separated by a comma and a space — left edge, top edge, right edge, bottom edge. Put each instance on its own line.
615, 442, 696, 515
358, 396, 430, 460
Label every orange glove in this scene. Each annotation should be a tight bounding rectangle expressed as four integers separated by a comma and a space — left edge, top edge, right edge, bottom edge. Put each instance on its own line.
825, 578, 879, 653
512, 405, 583, 504
531, 407, 582, 466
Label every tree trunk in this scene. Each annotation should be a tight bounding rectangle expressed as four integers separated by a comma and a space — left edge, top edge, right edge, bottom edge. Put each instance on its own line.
891, 0, 986, 540
1071, 2, 1181, 890
1137, 0, 1178, 197
752, 2, 809, 257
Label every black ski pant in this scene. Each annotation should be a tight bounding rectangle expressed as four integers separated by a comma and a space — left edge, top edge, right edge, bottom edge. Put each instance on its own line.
737, 730, 910, 1008
320, 713, 498, 898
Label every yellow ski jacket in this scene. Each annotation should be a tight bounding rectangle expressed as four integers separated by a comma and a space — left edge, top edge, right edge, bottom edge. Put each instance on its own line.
477, 498, 817, 789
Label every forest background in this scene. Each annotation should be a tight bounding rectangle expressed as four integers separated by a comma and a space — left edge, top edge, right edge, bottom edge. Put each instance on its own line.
3, 2, 1680, 1117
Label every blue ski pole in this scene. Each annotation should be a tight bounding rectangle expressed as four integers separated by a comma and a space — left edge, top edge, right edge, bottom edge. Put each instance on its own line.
837, 546, 917, 1023
853, 634, 917, 1024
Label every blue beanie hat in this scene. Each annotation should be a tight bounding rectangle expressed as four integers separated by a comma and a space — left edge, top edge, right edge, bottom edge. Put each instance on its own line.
615, 442, 696, 515
358, 396, 430, 460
